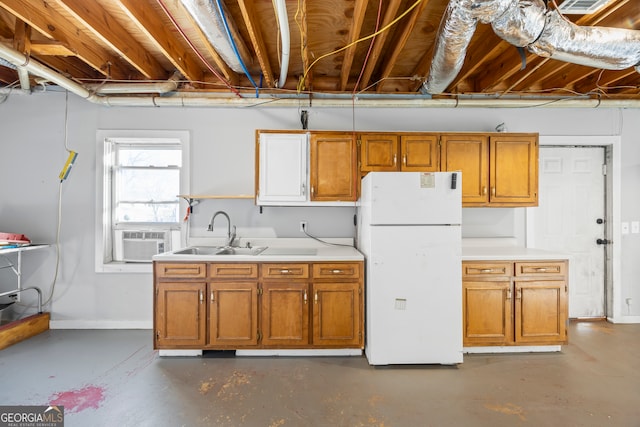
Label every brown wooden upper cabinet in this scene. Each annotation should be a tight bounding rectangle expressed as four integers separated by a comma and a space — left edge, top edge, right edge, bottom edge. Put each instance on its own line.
441, 133, 538, 207
359, 133, 439, 172
310, 132, 358, 202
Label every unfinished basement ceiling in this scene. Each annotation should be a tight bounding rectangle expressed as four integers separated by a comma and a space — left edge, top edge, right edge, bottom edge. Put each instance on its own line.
0, 0, 638, 104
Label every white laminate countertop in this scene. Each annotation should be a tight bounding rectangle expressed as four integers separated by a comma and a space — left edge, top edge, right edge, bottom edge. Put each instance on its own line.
462, 246, 570, 261
153, 238, 364, 262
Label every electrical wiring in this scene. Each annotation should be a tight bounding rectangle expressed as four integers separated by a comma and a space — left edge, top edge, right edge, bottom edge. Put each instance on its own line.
297, 0, 426, 93
213, 0, 259, 96
352, 0, 384, 95
301, 224, 355, 248
0, 80, 20, 104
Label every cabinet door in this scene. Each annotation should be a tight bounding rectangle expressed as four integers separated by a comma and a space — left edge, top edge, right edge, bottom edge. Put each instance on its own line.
462, 280, 513, 346
155, 282, 206, 348
261, 283, 310, 346
440, 134, 489, 205
401, 134, 439, 171
360, 133, 399, 171
310, 133, 357, 201
208, 282, 259, 347
490, 135, 538, 206
515, 280, 567, 344
311, 282, 361, 347
257, 132, 308, 203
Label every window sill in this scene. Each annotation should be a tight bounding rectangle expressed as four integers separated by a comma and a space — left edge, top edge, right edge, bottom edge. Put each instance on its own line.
97, 261, 153, 274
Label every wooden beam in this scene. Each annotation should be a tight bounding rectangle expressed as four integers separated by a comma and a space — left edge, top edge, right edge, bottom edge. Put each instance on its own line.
113, 0, 202, 82
0, 0, 129, 79
30, 41, 76, 56
13, 18, 30, 54
339, 0, 368, 91
0, 67, 17, 84
0, 11, 13, 39
0, 312, 49, 351
55, 0, 166, 80
236, 0, 275, 88
357, 0, 402, 91
376, 0, 429, 93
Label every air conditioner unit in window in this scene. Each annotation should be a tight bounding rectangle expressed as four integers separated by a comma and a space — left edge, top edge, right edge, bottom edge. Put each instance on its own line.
120, 230, 169, 262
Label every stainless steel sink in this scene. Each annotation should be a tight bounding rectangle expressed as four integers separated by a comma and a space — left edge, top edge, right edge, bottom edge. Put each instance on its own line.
215, 246, 267, 256
172, 246, 267, 256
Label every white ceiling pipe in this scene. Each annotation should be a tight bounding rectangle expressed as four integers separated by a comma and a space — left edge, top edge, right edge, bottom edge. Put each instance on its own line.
3, 41, 640, 108
17, 68, 30, 92
0, 42, 94, 99
274, 0, 290, 88
84, 72, 181, 94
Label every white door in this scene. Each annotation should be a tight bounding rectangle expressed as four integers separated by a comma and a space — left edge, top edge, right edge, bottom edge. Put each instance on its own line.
529, 147, 606, 318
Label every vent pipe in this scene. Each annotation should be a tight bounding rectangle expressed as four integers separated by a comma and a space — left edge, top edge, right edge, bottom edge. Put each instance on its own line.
423, 0, 640, 94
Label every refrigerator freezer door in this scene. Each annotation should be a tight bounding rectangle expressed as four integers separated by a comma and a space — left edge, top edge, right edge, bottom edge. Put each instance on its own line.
364, 225, 463, 365
361, 172, 461, 225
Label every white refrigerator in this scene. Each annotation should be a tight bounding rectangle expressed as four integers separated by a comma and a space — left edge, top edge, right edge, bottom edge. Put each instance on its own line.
357, 172, 463, 365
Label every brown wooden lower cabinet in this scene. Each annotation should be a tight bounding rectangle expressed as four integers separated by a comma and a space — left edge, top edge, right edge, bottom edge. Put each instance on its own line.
462, 260, 568, 347
154, 261, 364, 350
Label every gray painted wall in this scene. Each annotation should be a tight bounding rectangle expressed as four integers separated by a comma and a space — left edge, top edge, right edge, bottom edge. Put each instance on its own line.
0, 90, 637, 325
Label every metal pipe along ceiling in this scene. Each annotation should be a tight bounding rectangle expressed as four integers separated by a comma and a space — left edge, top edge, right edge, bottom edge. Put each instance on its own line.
423, 0, 640, 94
3, 40, 640, 108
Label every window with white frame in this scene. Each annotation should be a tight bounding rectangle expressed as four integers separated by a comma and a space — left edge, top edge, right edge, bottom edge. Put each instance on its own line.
96, 130, 189, 272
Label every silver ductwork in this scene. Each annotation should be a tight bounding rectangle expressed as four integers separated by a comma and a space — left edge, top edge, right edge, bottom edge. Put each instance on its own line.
180, 0, 251, 74
423, 0, 640, 94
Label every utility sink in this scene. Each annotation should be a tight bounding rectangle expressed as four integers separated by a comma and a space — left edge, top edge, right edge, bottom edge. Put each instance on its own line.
172, 246, 268, 256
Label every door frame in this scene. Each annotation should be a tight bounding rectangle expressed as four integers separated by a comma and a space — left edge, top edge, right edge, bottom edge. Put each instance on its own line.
525, 135, 623, 323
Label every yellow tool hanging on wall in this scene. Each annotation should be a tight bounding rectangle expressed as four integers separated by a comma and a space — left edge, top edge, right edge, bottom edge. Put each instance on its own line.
58, 150, 78, 182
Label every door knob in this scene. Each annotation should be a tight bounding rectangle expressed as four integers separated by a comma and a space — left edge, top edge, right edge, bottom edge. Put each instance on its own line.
596, 218, 605, 224
596, 238, 611, 245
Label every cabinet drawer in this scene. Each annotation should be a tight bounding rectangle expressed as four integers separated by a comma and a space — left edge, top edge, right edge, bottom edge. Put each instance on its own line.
312, 263, 361, 279
262, 263, 310, 279
462, 262, 513, 278
155, 263, 206, 279
515, 261, 566, 277
209, 263, 258, 279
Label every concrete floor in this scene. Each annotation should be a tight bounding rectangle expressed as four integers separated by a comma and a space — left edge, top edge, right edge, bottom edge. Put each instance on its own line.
1, 321, 639, 427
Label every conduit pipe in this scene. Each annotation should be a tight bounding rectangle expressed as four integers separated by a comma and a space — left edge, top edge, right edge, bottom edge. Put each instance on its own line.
423, 0, 640, 94
274, 0, 290, 88
84, 72, 181, 95
3, 42, 640, 108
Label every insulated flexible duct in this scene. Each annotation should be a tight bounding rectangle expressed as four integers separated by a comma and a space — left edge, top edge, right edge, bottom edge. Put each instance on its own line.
423, 0, 640, 94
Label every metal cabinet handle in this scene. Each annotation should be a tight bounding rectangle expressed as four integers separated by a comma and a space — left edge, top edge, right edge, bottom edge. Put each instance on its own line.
331, 269, 342, 274
199, 290, 203, 303
314, 292, 318, 304
516, 289, 522, 299
280, 269, 290, 274
403, 154, 407, 165
393, 154, 397, 165
304, 290, 308, 304
480, 269, 493, 273
210, 291, 214, 302
491, 187, 496, 196
301, 183, 306, 196
534, 268, 548, 272
506, 289, 512, 300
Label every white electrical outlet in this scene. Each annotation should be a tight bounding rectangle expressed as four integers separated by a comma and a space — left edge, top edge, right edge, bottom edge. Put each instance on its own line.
632, 221, 640, 234
622, 222, 629, 235
300, 221, 307, 232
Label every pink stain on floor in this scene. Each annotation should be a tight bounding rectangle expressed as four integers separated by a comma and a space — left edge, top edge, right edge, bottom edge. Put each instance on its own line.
49, 385, 106, 414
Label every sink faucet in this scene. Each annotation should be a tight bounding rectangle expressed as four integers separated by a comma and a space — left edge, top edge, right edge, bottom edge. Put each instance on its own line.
207, 211, 237, 246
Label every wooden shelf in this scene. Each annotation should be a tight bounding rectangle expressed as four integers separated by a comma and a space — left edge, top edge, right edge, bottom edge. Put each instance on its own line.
178, 195, 254, 200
